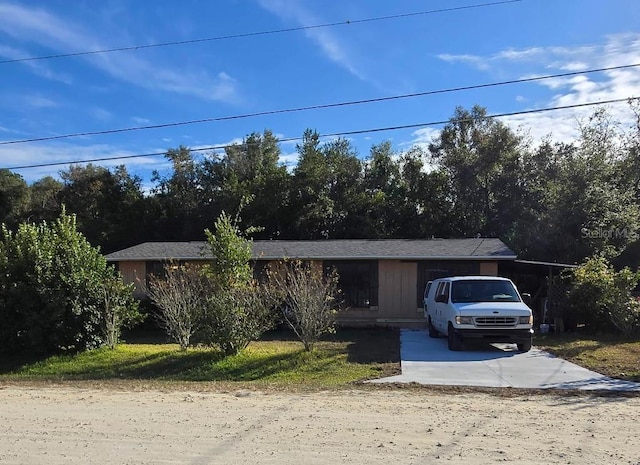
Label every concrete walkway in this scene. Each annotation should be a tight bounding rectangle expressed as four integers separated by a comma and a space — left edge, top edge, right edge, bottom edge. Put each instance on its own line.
370, 329, 640, 391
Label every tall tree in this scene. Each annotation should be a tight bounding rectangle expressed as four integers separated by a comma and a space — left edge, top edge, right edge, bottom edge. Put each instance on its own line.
290, 130, 365, 238
58, 164, 145, 252
428, 106, 530, 241
0, 169, 29, 229
202, 130, 290, 238
533, 109, 640, 262
26, 176, 62, 224
151, 146, 206, 241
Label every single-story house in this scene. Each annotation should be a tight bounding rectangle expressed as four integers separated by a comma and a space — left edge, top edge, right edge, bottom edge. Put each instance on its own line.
105, 238, 518, 326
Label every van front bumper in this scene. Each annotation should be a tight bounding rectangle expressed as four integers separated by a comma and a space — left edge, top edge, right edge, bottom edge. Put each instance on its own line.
451, 328, 533, 342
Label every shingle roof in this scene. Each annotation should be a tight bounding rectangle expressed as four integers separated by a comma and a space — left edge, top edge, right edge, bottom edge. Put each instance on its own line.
105, 238, 516, 261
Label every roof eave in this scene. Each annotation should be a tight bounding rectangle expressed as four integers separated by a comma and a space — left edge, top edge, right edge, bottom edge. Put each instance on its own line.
106, 256, 210, 262
254, 255, 517, 260
108, 255, 517, 261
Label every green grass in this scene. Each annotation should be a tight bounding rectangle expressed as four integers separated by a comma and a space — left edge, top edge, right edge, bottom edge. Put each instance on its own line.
0, 328, 400, 390
536, 333, 640, 382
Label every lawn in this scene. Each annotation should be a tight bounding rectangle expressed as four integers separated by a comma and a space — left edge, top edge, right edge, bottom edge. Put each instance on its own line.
536, 333, 640, 382
0, 328, 400, 390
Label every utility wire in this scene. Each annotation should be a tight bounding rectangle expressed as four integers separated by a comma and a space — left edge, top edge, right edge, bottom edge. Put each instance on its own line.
2, 62, 639, 147
0, 0, 523, 65
4, 96, 637, 171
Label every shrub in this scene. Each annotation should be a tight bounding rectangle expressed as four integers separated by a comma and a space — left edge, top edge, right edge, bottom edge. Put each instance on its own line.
196, 283, 276, 355
267, 260, 342, 351
145, 263, 208, 350
0, 210, 140, 354
198, 212, 277, 355
101, 276, 144, 349
567, 256, 640, 335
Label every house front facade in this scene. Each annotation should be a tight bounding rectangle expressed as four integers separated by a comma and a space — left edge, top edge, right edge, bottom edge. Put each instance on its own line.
105, 238, 516, 326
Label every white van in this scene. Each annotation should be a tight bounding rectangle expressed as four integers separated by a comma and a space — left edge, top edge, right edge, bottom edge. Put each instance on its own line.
424, 276, 533, 352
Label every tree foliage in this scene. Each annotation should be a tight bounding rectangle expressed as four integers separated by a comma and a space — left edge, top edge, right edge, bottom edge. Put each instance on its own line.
4, 103, 640, 267
58, 164, 146, 253
566, 256, 640, 335
200, 212, 276, 355
101, 276, 143, 349
0, 210, 139, 354
0, 169, 29, 229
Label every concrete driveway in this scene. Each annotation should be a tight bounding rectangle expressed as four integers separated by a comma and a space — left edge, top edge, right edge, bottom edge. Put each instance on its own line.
370, 329, 640, 391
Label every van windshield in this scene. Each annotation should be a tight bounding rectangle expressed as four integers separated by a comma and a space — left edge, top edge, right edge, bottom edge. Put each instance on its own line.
451, 280, 520, 303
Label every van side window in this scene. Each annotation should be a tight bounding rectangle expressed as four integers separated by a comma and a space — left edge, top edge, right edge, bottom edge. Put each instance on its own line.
435, 282, 449, 302
435, 282, 444, 300
424, 282, 432, 300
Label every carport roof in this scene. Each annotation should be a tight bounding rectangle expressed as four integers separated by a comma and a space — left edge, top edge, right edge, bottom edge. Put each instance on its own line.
106, 238, 516, 262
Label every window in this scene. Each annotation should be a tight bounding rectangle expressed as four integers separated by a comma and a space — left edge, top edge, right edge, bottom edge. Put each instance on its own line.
145, 261, 167, 287
423, 281, 432, 302
435, 282, 450, 303
451, 279, 520, 303
324, 260, 378, 308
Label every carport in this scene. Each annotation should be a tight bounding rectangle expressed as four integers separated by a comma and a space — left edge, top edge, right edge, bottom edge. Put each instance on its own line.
370, 330, 640, 391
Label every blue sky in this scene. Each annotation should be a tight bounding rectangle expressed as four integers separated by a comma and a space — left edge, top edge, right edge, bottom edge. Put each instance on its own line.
1, 0, 639, 185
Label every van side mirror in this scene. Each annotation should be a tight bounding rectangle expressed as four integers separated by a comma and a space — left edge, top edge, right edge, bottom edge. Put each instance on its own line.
521, 293, 532, 307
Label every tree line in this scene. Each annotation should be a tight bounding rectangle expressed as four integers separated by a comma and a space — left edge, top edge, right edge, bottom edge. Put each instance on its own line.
2, 104, 640, 266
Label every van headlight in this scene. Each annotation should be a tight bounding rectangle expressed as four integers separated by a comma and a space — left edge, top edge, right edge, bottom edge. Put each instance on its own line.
455, 316, 473, 325
519, 315, 533, 325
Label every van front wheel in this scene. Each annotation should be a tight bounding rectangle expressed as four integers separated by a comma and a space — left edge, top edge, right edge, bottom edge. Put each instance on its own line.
447, 324, 462, 351
428, 318, 439, 338
517, 339, 532, 352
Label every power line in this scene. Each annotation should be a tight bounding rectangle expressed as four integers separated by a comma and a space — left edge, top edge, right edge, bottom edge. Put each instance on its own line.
4, 97, 637, 171
2, 62, 639, 147
0, 0, 523, 65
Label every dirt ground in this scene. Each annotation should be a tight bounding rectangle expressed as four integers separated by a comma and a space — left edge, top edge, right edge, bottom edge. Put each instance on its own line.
1, 385, 639, 465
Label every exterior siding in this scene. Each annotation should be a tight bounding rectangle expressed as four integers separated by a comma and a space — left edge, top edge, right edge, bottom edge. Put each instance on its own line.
479, 262, 499, 276
114, 255, 504, 326
378, 260, 418, 322
118, 261, 146, 298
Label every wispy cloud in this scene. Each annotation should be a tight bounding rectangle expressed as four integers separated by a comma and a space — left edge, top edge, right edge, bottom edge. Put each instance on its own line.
0, 44, 72, 83
0, 1, 240, 102
24, 94, 58, 108
256, 0, 367, 81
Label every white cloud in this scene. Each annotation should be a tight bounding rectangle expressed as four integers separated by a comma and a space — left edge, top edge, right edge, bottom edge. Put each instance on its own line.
437, 53, 489, 71
436, 33, 640, 143
403, 127, 440, 150
0, 2, 239, 102
0, 142, 165, 183
132, 116, 151, 125
279, 151, 299, 171
559, 62, 589, 72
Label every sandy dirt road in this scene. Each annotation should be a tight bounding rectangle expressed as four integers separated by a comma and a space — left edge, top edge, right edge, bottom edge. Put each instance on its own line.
1, 385, 639, 465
